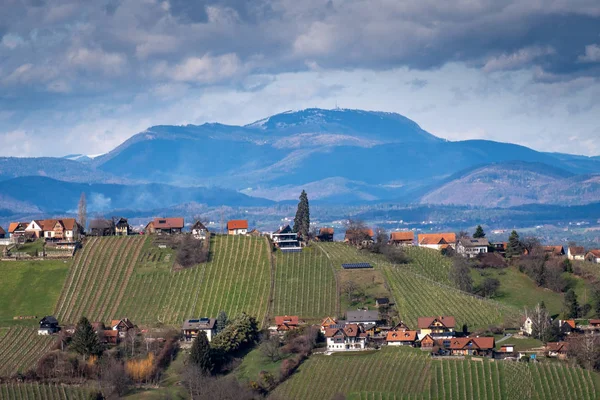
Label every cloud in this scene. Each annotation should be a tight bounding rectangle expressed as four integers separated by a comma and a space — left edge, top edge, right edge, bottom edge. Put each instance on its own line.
579, 44, 600, 63
483, 47, 556, 73
67, 47, 128, 75
154, 53, 243, 83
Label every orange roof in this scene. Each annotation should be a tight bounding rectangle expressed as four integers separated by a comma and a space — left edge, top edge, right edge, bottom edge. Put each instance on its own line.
110, 320, 120, 327
418, 233, 456, 245
61, 218, 77, 230
275, 315, 299, 326
227, 220, 248, 230
8, 222, 25, 233
564, 320, 576, 329
417, 316, 456, 329
320, 227, 334, 235
569, 246, 585, 256
588, 250, 600, 258
345, 228, 374, 238
343, 324, 360, 337
320, 317, 337, 327
449, 337, 495, 350
386, 330, 417, 342
390, 232, 414, 241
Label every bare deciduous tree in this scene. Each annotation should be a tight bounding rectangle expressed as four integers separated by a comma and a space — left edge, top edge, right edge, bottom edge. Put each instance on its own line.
78, 192, 87, 232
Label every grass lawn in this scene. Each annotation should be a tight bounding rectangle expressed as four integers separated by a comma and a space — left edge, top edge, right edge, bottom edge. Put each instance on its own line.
135, 236, 177, 273
236, 348, 288, 383
14, 239, 45, 256
0, 259, 70, 325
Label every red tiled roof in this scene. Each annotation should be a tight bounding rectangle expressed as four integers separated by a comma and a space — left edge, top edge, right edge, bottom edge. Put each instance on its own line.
61, 218, 77, 230
343, 324, 360, 337
418, 233, 456, 245
569, 246, 585, 256
417, 316, 456, 329
588, 250, 600, 258
103, 330, 119, 337
390, 232, 414, 241
345, 228, 374, 239
321, 317, 337, 327
449, 337, 495, 350
0, 226, 5, 235
227, 220, 248, 230
543, 245, 564, 255
275, 315, 299, 326
546, 341, 568, 352
153, 218, 184, 229
386, 330, 418, 342
8, 222, 26, 233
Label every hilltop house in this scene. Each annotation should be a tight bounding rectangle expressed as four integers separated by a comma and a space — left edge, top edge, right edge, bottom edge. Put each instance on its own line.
386, 330, 418, 347
115, 218, 130, 236
456, 237, 489, 258
389, 231, 415, 246
568, 246, 586, 261
42, 219, 81, 242
38, 316, 59, 335
146, 218, 184, 235
191, 221, 209, 240
25, 220, 44, 238
418, 233, 457, 250
324, 324, 368, 351
586, 250, 600, 264
8, 222, 30, 242
344, 228, 374, 246
182, 318, 217, 342
346, 310, 380, 325
272, 225, 301, 250
418, 316, 456, 336
448, 337, 495, 357
318, 227, 334, 242
227, 220, 248, 235
543, 245, 565, 257
89, 219, 115, 236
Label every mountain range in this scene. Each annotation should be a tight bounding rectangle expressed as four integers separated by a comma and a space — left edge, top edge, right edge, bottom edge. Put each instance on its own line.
1, 108, 599, 214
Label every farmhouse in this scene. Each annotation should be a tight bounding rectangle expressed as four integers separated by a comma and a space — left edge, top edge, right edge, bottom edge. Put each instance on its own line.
146, 217, 184, 235
273, 315, 300, 333
318, 227, 334, 242
25, 220, 44, 238
320, 317, 337, 333
227, 220, 248, 235
386, 330, 418, 347
8, 222, 28, 241
417, 233, 456, 250
543, 245, 565, 256
389, 231, 415, 246
272, 225, 301, 250
115, 218, 130, 236
456, 237, 489, 258
448, 337, 495, 357
89, 219, 115, 236
191, 221, 209, 240
182, 317, 217, 342
418, 316, 456, 336
324, 324, 368, 351
38, 316, 59, 335
586, 250, 600, 264
346, 310, 380, 325
42, 218, 81, 241
568, 246, 586, 261
110, 318, 136, 339
344, 228, 374, 246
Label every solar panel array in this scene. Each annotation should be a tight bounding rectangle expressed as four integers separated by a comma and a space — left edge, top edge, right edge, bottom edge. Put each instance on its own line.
281, 248, 302, 253
341, 262, 373, 269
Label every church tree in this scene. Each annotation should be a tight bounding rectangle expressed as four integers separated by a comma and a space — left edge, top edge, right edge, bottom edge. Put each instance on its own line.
293, 190, 310, 239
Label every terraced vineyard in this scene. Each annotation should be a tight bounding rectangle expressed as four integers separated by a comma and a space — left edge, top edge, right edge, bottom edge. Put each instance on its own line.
54, 236, 146, 323
0, 327, 54, 377
0, 383, 93, 399
117, 235, 271, 325
272, 246, 337, 320
403, 246, 452, 284
273, 348, 600, 400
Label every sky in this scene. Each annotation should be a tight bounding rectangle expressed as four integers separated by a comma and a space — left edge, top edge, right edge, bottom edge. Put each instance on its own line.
1, 0, 600, 157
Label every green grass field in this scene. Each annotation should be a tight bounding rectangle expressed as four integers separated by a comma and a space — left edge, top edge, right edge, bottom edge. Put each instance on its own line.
273, 347, 600, 400
0, 259, 70, 325
0, 383, 93, 399
117, 235, 271, 326
0, 327, 55, 377
272, 245, 337, 321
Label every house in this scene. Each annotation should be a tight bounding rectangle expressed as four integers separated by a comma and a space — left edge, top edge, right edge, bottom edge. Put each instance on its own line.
392, 321, 411, 331
491, 242, 507, 255
344, 228, 374, 246
8, 222, 29, 242
101, 330, 119, 345
320, 317, 337, 333
420, 334, 436, 350
0, 226, 6, 239
324, 324, 368, 351
417, 316, 456, 336
417, 233, 457, 250
146, 217, 184, 235
318, 227, 334, 242
543, 245, 565, 257
42, 218, 81, 242
182, 318, 217, 342
449, 337, 495, 357
389, 231, 414, 246
559, 319, 577, 335
110, 318, 136, 339
375, 298, 390, 308
386, 330, 418, 346
346, 310, 380, 325
191, 221, 209, 240
38, 316, 59, 335
456, 237, 489, 258
589, 319, 600, 329
248, 229, 262, 237
546, 341, 569, 359
25, 220, 44, 238
568, 246, 586, 261
521, 317, 533, 336
272, 225, 301, 250
89, 219, 115, 236
274, 315, 300, 333
586, 250, 600, 264
115, 218, 130, 236
227, 220, 248, 235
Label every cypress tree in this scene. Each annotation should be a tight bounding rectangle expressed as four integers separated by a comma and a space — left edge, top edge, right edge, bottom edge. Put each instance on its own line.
473, 225, 486, 239
189, 331, 213, 374
293, 190, 310, 239
71, 316, 103, 359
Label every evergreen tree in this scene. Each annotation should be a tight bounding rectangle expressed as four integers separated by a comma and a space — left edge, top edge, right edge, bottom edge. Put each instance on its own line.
71, 316, 103, 359
216, 310, 228, 333
564, 289, 580, 318
211, 312, 259, 353
189, 331, 213, 374
293, 190, 310, 239
506, 230, 523, 258
473, 225, 486, 239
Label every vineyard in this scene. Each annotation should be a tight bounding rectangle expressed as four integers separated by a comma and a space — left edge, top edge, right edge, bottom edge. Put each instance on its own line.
0, 327, 54, 377
272, 245, 337, 320
54, 236, 146, 323
403, 246, 452, 284
273, 347, 600, 400
116, 235, 271, 325
0, 383, 93, 399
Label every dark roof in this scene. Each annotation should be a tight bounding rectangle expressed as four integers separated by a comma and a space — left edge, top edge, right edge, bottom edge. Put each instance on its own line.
116, 218, 129, 226
89, 219, 114, 229
569, 246, 585, 256
40, 316, 58, 325
192, 221, 208, 230
182, 318, 216, 330
459, 237, 489, 247
346, 310, 379, 323
273, 225, 293, 235
0, 226, 5, 235
376, 297, 390, 304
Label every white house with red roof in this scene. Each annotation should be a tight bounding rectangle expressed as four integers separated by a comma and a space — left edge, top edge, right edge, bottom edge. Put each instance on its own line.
227, 220, 248, 235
